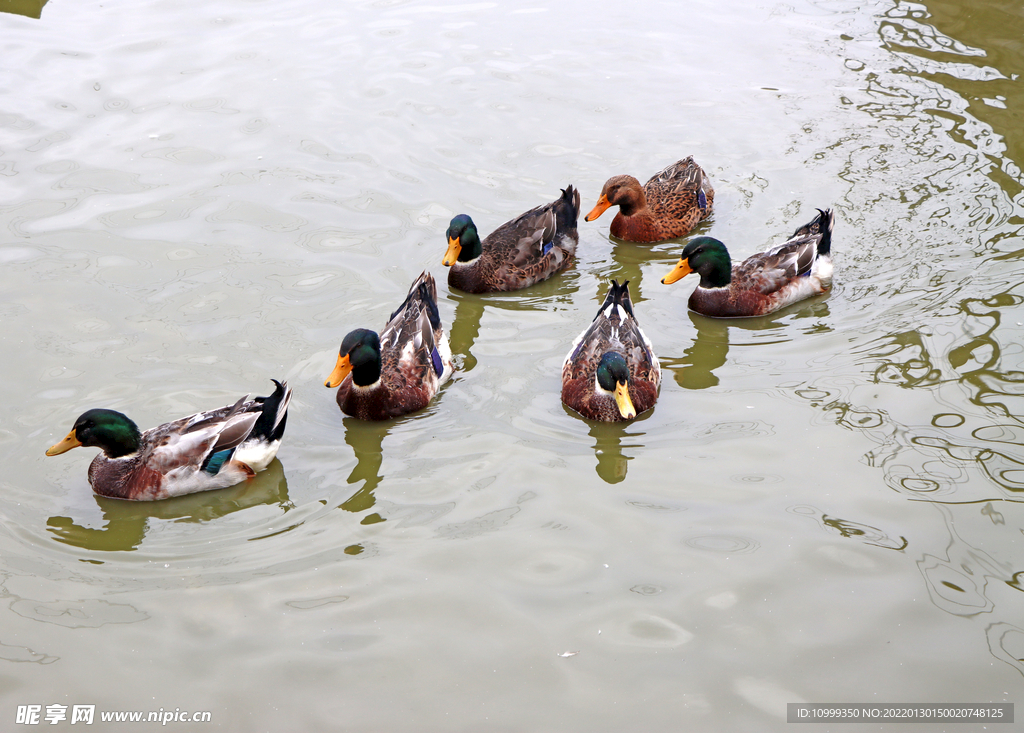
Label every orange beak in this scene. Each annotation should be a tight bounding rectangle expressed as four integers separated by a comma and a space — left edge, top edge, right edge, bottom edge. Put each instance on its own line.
584, 194, 612, 222
661, 259, 693, 285
442, 236, 461, 267
324, 354, 353, 388
46, 429, 82, 456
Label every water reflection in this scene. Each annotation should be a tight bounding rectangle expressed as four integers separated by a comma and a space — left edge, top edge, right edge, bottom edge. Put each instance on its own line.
887, 0, 1024, 169
338, 417, 390, 525
661, 304, 828, 390
916, 504, 1013, 618
589, 420, 634, 484
1, 0, 48, 20
789, 505, 908, 550
661, 313, 730, 390
444, 270, 579, 371
447, 290, 485, 372
46, 459, 292, 552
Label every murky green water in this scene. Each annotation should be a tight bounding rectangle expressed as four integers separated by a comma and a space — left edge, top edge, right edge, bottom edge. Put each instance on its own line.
2, 0, 1022, 730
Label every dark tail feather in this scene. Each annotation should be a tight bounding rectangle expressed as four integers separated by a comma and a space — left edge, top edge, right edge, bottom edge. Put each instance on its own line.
611, 279, 635, 318
391, 272, 440, 332
557, 185, 581, 230
249, 379, 292, 443
789, 208, 834, 256
593, 279, 618, 321
418, 275, 442, 332
594, 279, 635, 321
813, 208, 834, 256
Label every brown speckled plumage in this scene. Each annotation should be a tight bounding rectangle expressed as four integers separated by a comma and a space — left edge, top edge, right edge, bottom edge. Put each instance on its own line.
586, 157, 714, 243
447, 186, 580, 293
562, 281, 660, 422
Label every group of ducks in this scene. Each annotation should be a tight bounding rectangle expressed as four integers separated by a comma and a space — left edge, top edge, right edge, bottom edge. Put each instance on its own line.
46, 157, 834, 501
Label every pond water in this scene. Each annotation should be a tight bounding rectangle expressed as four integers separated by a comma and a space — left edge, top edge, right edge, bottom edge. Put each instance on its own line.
1, 0, 1022, 730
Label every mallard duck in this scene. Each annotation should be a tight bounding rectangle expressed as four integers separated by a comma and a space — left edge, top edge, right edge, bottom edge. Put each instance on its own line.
584, 157, 714, 243
661, 208, 834, 317
562, 280, 660, 421
443, 186, 581, 293
325, 271, 453, 420
45, 380, 292, 501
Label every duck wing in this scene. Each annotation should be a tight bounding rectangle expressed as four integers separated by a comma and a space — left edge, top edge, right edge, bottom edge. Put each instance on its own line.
644, 157, 712, 215
484, 186, 581, 287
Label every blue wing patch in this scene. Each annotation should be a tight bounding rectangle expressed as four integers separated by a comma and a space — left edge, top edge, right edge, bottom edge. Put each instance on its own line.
542, 241, 553, 256
202, 448, 233, 475
430, 346, 444, 378
697, 188, 707, 211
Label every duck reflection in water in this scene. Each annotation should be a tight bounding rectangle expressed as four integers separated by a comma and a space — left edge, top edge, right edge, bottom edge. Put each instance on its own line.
661, 302, 831, 390
446, 271, 580, 376
563, 406, 652, 484
47, 459, 292, 552
447, 290, 486, 373
589, 420, 648, 484
338, 417, 389, 524
661, 312, 731, 390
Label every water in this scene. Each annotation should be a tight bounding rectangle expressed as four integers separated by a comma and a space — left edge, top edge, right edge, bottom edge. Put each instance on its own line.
1, 0, 1022, 729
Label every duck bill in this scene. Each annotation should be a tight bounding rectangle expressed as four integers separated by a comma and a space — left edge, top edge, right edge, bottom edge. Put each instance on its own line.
584, 194, 611, 222
46, 430, 82, 456
442, 236, 461, 267
324, 354, 353, 388
661, 259, 693, 285
614, 381, 636, 420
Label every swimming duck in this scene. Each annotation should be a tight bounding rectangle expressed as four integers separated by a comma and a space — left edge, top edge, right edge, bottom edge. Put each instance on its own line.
585, 157, 714, 243
562, 280, 660, 421
45, 379, 292, 501
661, 208, 834, 317
325, 271, 454, 420
443, 186, 581, 293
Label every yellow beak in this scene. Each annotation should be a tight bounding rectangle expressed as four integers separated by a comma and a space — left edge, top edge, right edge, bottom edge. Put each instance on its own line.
46, 429, 82, 456
661, 259, 693, 285
614, 381, 636, 420
442, 236, 461, 267
324, 354, 353, 388
584, 194, 612, 222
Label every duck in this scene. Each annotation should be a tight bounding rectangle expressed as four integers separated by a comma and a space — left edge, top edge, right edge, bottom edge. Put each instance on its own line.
45, 379, 292, 501
325, 271, 454, 420
661, 208, 834, 317
584, 157, 714, 243
562, 280, 661, 421
443, 186, 581, 293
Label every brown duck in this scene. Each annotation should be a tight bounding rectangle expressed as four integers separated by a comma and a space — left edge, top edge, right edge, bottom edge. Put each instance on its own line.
585, 157, 714, 243
443, 186, 581, 293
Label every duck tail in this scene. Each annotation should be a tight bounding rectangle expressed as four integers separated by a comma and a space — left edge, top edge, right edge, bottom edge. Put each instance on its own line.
249, 379, 293, 443
612, 279, 635, 318
557, 185, 582, 230
594, 279, 635, 321
814, 208, 834, 256
391, 272, 441, 332
795, 208, 834, 256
